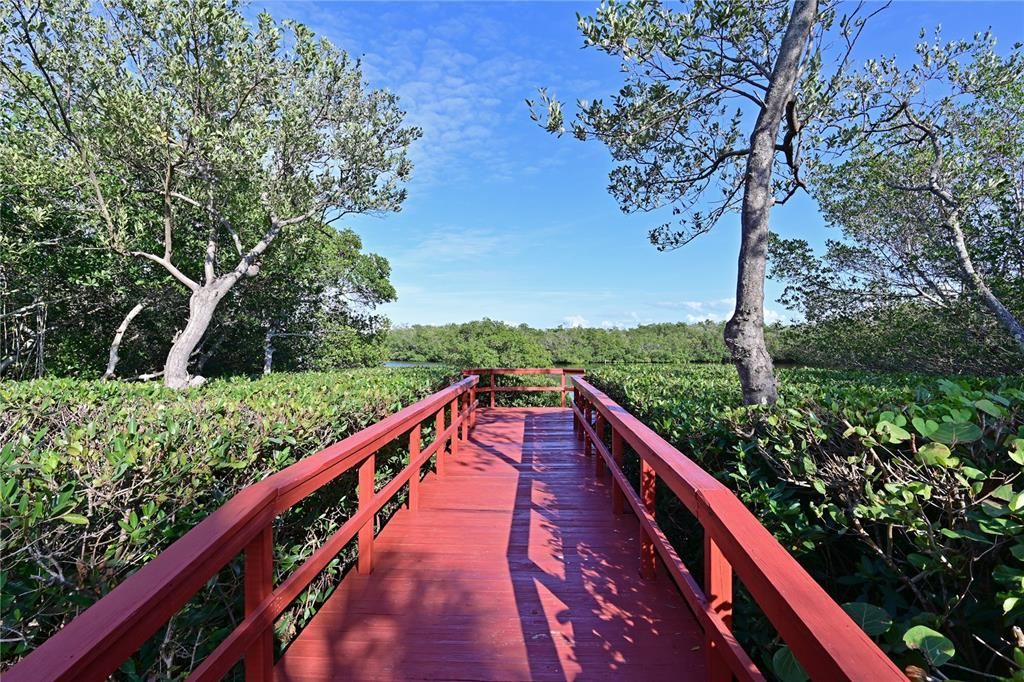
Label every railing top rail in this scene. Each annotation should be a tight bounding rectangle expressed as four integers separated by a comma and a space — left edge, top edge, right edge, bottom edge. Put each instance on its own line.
462, 367, 584, 375
570, 376, 904, 681
8, 375, 479, 682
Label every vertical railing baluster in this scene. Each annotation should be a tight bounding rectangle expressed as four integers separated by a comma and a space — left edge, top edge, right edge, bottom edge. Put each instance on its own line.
470, 386, 477, 428
640, 457, 657, 579
357, 454, 376, 574
705, 536, 734, 681
460, 393, 468, 442
583, 400, 593, 457
450, 397, 459, 458
594, 415, 606, 479
560, 371, 566, 408
244, 525, 273, 682
611, 429, 624, 515
435, 408, 446, 476
408, 424, 421, 512
490, 369, 496, 408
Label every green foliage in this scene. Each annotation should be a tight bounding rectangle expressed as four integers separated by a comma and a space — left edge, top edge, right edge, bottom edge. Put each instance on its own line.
1, 0, 417, 384
528, 0, 864, 249
0, 367, 455, 676
771, 29, 1024, 371
586, 364, 1024, 678
388, 319, 803, 367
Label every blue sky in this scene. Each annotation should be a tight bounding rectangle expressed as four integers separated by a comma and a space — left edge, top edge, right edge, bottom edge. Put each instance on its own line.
255, 0, 1023, 329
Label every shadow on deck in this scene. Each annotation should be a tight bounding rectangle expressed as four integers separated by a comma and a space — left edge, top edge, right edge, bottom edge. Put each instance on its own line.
276, 408, 705, 681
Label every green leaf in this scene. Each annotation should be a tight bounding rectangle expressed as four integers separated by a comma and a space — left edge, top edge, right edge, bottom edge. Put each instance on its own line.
1009, 438, 1024, 466
772, 645, 809, 682
974, 399, 1002, 417
930, 422, 983, 445
917, 442, 958, 467
842, 602, 892, 635
903, 625, 955, 666
61, 513, 89, 525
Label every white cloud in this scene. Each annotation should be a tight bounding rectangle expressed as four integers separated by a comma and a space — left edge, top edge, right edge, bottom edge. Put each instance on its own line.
406, 228, 511, 263
563, 315, 587, 328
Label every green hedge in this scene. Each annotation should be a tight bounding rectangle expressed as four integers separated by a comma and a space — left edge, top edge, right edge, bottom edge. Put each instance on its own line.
586, 365, 1024, 681
0, 367, 457, 677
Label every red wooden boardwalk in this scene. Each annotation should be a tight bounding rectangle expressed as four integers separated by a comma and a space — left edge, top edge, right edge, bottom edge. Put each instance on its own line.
277, 408, 705, 681
6, 370, 906, 682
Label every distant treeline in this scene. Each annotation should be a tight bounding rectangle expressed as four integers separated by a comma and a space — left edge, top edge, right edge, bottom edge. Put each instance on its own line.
387, 316, 1024, 375
386, 319, 796, 367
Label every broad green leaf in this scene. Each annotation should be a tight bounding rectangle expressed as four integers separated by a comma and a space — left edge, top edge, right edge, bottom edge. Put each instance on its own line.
903, 625, 955, 666
61, 513, 89, 525
929, 422, 982, 445
772, 645, 808, 682
842, 602, 892, 635
917, 442, 958, 467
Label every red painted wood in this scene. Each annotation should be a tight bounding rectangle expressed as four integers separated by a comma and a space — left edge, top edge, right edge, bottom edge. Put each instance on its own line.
435, 408, 446, 476
244, 526, 274, 682
571, 377, 905, 681
639, 458, 657, 580
358, 454, 376, 574
5, 376, 479, 682
450, 398, 459, 459
594, 415, 606, 480
611, 429, 625, 515
408, 424, 421, 511
276, 408, 706, 682
571, 403, 762, 681
705, 536, 733, 682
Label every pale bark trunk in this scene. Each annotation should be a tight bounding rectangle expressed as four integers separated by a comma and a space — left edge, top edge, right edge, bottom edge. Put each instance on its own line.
163, 284, 230, 389
947, 213, 1024, 351
725, 0, 817, 405
263, 329, 276, 375
34, 303, 46, 378
103, 301, 147, 380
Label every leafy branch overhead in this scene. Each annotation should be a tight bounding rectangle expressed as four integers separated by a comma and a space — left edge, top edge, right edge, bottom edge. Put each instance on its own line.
529, 0, 886, 251
0, 0, 420, 387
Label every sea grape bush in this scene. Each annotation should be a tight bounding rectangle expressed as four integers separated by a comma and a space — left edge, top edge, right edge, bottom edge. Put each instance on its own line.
0, 367, 456, 677
586, 365, 1024, 681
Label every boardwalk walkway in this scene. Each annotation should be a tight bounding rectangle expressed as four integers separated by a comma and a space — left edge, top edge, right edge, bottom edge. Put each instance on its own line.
7, 371, 905, 682
277, 408, 705, 681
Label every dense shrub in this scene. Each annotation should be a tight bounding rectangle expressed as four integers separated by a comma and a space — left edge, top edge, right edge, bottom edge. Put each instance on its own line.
0, 367, 457, 677
587, 365, 1024, 680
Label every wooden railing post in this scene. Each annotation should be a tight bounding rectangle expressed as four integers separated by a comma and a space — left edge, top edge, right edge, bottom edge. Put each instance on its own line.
470, 387, 477, 428
244, 525, 274, 682
583, 400, 593, 457
640, 457, 657, 579
460, 393, 468, 441
408, 424, 421, 511
575, 395, 584, 441
358, 454, 375, 574
450, 398, 460, 458
489, 369, 496, 408
435, 407, 446, 476
594, 415, 606, 479
705, 536, 734, 681
560, 371, 566, 408
611, 429, 624, 515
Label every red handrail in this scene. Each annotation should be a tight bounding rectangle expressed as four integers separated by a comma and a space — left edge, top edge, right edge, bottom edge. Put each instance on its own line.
5, 375, 480, 682
463, 367, 584, 407
570, 376, 904, 681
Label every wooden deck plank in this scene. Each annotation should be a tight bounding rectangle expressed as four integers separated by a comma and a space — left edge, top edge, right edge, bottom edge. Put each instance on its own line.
276, 408, 706, 681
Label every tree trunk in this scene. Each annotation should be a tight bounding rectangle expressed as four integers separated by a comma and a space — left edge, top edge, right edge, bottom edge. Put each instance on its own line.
725, 0, 817, 405
947, 213, 1024, 351
103, 301, 147, 380
163, 284, 229, 388
263, 328, 276, 375
34, 302, 46, 378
